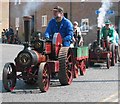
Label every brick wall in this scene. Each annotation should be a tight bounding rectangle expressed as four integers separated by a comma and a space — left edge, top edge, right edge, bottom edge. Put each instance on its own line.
9, 2, 119, 44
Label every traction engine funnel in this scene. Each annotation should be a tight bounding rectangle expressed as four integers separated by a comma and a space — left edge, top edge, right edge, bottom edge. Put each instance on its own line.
23, 16, 32, 45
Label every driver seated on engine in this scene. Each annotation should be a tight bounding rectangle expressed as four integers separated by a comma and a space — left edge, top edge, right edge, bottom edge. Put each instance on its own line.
44, 6, 73, 47
100, 20, 115, 50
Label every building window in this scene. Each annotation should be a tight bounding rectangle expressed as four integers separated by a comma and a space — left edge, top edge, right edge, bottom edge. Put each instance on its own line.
80, 18, 89, 33
42, 15, 47, 27
15, 0, 21, 5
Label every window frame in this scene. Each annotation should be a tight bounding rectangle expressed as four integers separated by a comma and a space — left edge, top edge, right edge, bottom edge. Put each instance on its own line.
42, 15, 47, 27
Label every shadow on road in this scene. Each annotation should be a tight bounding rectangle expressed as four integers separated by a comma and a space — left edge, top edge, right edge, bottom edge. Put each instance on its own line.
89, 62, 119, 70
1, 79, 62, 94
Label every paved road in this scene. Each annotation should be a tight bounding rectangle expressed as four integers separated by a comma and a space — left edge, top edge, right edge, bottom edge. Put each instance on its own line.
0, 44, 119, 102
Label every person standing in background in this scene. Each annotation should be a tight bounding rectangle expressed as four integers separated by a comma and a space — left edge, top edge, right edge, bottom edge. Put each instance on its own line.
73, 21, 83, 47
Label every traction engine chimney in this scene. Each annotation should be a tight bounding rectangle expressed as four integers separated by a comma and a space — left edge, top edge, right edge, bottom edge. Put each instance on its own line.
23, 16, 32, 46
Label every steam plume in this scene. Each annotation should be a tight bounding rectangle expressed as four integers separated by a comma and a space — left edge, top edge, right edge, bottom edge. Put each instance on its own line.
97, 0, 113, 28
23, 1, 43, 16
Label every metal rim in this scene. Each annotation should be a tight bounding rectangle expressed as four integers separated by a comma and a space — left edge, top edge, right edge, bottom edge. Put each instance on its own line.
66, 49, 73, 84
115, 48, 117, 63
52, 33, 62, 57
38, 62, 50, 92
74, 64, 79, 78
106, 53, 110, 69
58, 47, 74, 85
2, 63, 16, 92
79, 60, 86, 75
111, 44, 115, 66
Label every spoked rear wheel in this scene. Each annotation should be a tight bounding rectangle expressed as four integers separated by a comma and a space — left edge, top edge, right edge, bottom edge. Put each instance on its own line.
2, 63, 16, 92
58, 47, 74, 85
79, 60, 86, 75
38, 62, 50, 92
74, 64, 79, 78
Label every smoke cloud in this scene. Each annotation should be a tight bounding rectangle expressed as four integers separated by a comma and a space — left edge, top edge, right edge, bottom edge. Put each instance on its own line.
22, 1, 43, 16
97, 0, 113, 28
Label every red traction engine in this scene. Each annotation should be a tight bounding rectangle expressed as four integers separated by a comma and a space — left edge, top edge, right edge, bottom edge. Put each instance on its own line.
2, 16, 77, 92
89, 27, 117, 69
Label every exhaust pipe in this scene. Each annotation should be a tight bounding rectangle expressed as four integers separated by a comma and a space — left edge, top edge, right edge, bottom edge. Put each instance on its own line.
23, 16, 32, 46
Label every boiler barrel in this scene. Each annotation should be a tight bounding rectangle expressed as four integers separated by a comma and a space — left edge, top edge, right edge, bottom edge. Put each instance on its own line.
15, 50, 44, 68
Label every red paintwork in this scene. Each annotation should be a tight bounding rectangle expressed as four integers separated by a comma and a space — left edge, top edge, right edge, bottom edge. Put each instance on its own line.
52, 33, 62, 56
75, 56, 88, 61
47, 61, 59, 73
55, 33, 62, 55
103, 40, 111, 48
90, 51, 112, 59
34, 51, 46, 63
89, 51, 112, 62
78, 60, 86, 75
45, 42, 52, 54
73, 65, 79, 78
73, 56, 88, 77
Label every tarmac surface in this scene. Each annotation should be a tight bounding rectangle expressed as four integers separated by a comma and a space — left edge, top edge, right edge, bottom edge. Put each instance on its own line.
0, 44, 119, 103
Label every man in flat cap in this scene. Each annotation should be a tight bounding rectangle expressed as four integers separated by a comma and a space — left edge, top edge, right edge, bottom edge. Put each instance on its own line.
44, 6, 73, 47
100, 20, 115, 43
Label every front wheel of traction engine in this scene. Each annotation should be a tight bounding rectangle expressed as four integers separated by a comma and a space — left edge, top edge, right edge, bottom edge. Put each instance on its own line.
106, 53, 110, 69
38, 62, 50, 92
79, 60, 86, 75
74, 64, 79, 78
58, 47, 74, 85
111, 44, 115, 66
2, 63, 16, 92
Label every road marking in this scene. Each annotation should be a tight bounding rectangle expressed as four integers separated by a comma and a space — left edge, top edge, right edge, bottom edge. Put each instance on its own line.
101, 92, 118, 102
